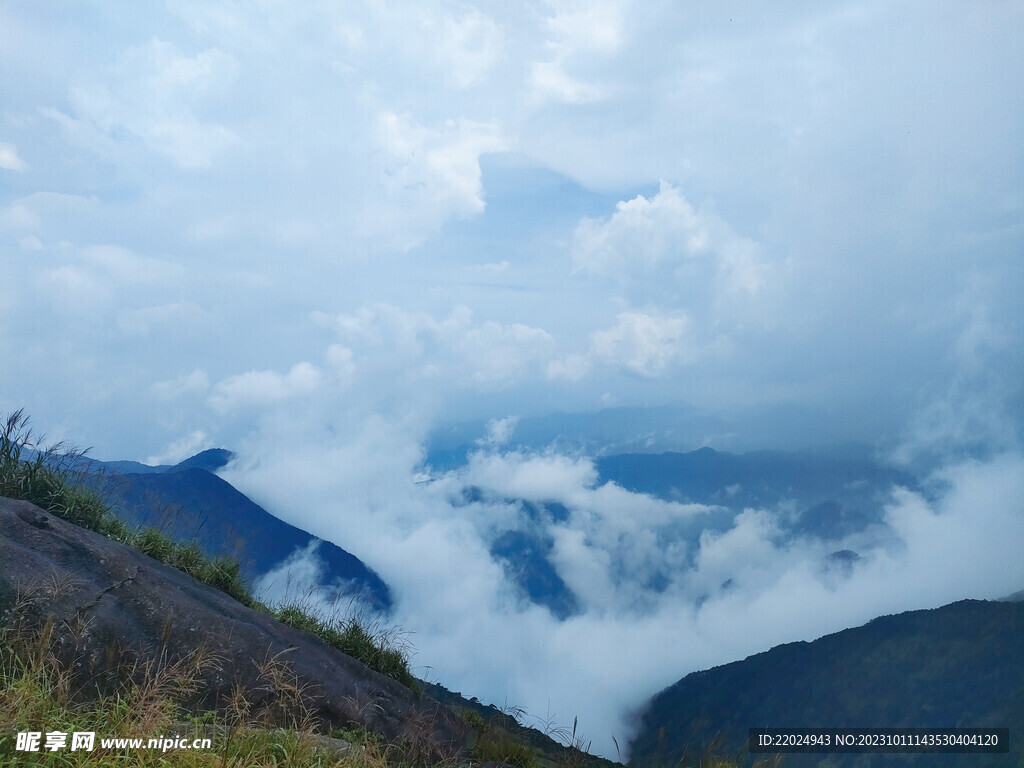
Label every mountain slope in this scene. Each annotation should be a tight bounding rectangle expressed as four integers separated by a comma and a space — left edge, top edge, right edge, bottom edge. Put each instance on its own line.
96, 464, 392, 612
0, 495, 458, 748
629, 599, 1024, 768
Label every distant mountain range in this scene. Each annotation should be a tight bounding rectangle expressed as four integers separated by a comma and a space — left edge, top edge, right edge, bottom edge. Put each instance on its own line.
596, 447, 919, 540
425, 404, 900, 466
629, 598, 1024, 768
79, 449, 392, 612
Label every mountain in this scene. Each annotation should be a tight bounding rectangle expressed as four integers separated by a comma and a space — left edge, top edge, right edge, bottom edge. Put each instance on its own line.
595, 447, 917, 540
59, 448, 234, 476
629, 599, 1024, 768
83, 451, 392, 612
167, 447, 235, 473
425, 405, 729, 470
490, 528, 579, 620
0, 495, 463, 751
424, 403, 905, 468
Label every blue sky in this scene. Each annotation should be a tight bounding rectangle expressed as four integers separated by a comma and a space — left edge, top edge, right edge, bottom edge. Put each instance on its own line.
3, 1, 1024, 755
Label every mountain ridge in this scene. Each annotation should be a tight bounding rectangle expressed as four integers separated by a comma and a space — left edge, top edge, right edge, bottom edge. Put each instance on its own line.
75, 449, 393, 612
628, 598, 1024, 767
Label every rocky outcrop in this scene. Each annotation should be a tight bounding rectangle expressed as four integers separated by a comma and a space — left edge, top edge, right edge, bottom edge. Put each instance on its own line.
0, 496, 466, 757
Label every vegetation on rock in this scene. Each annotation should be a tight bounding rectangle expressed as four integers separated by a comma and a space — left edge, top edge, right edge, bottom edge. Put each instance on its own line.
0, 409, 415, 691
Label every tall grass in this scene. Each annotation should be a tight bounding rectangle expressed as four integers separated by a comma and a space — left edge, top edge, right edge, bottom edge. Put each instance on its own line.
0, 409, 126, 539
0, 409, 255, 608
273, 602, 419, 692
0, 579, 383, 767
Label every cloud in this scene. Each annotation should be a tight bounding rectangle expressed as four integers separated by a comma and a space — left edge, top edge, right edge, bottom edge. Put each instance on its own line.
211, 362, 324, 410
0, 142, 28, 172
151, 369, 210, 400
434, 8, 505, 89
479, 416, 519, 448
330, 304, 556, 387
529, 0, 626, 105
546, 353, 592, 382
370, 112, 508, 248
572, 182, 768, 317
530, 61, 605, 105
145, 429, 211, 466
41, 264, 113, 313
1, 192, 99, 233
590, 312, 691, 376
218, 396, 1024, 758
53, 38, 237, 169
464, 450, 599, 501
893, 272, 1024, 467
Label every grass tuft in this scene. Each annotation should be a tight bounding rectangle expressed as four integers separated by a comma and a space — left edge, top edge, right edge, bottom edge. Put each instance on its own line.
272, 602, 418, 692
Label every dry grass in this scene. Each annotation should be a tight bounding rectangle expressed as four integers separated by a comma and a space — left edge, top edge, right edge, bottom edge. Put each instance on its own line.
0, 579, 429, 767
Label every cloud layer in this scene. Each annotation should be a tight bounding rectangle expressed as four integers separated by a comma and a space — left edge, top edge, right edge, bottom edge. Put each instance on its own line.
227, 410, 1024, 758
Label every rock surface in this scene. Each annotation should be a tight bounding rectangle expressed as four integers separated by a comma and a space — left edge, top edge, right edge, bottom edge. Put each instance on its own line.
0, 495, 466, 757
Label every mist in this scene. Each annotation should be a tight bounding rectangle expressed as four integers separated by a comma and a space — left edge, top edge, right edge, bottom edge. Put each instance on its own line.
223, 398, 1023, 758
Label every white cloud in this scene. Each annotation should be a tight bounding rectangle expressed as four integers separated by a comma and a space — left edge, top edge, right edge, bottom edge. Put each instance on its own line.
55, 39, 237, 169
465, 451, 598, 501
479, 416, 519, 448
529, 0, 626, 105
463, 260, 510, 277
211, 362, 324, 410
461, 321, 556, 383
151, 369, 210, 400
530, 61, 605, 105
331, 304, 556, 387
145, 429, 211, 466
0, 142, 28, 171
544, 0, 626, 55
83, 244, 183, 283
546, 353, 592, 381
41, 264, 113, 312
590, 312, 690, 376
325, 344, 356, 381
1, 203, 39, 230
3, 2, 1023, 756
1, 192, 98, 232
572, 182, 768, 315
370, 112, 507, 248
435, 8, 505, 89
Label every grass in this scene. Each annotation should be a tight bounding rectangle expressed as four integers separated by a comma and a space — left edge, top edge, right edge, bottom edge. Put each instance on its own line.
0, 580, 394, 767
273, 604, 419, 693
0, 409, 417, 691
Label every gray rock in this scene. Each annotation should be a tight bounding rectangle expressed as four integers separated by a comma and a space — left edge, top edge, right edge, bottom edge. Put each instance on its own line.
0, 495, 468, 759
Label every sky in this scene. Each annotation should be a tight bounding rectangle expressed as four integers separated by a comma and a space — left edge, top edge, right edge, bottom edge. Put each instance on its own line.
2, 0, 1024, 758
